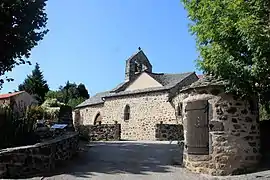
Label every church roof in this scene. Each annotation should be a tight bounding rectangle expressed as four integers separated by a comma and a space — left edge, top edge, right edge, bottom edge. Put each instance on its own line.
106, 71, 195, 97
110, 71, 194, 93
75, 71, 197, 109
148, 72, 194, 88
76, 91, 111, 108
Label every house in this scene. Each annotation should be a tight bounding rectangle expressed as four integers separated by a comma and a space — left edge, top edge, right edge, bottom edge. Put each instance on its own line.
74, 48, 198, 140
0, 91, 38, 115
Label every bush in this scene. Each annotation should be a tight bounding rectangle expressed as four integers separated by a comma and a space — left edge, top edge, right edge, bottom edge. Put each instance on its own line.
26, 106, 45, 120
0, 106, 39, 149
41, 98, 65, 108
44, 107, 59, 122
0, 101, 74, 149
40, 99, 65, 122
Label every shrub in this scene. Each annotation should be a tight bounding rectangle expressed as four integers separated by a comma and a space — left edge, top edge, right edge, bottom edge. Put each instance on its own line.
0, 106, 39, 149
26, 106, 45, 120
44, 107, 59, 122
41, 98, 65, 108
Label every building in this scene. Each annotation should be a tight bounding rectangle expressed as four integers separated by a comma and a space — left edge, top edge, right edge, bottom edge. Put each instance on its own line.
74, 48, 198, 140
0, 91, 38, 115
74, 48, 261, 175
178, 76, 260, 175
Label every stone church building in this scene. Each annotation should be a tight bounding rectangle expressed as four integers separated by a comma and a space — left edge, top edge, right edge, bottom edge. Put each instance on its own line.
74, 48, 261, 175
74, 48, 198, 140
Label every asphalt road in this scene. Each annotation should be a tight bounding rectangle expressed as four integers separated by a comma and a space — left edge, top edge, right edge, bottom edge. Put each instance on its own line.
27, 141, 270, 180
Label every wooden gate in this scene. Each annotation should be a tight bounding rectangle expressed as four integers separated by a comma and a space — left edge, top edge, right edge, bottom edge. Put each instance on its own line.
185, 100, 209, 155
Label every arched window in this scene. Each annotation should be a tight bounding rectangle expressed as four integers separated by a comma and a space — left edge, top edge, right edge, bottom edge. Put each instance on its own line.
94, 112, 102, 125
124, 105, 130, 121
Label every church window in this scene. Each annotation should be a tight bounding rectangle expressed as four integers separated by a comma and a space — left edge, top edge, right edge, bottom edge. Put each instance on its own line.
124, 105, 130, 121
94, 112, 102, 125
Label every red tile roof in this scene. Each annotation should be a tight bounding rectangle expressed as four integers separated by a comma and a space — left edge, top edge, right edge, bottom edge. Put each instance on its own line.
0, 91, 25, 99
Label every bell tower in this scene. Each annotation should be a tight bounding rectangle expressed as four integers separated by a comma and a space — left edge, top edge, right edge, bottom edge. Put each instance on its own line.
125, 47, 152, 82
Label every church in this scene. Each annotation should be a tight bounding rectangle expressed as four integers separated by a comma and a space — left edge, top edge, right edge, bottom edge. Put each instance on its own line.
74, 48, 199, 140
73, 48, 261, 175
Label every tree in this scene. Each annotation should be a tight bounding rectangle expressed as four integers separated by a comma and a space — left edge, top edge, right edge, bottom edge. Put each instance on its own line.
61, 81, 78, 104
181, 0, 270, 110
77, 83, 90, 99
45, 90, 63, 101
45, 81, 90, 108
0, 0, 48, 88
19, 63, 49, 104
67, 97, 86, 109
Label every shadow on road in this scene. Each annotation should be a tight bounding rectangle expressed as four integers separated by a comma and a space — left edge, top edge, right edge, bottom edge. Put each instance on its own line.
39, 141, 184, 178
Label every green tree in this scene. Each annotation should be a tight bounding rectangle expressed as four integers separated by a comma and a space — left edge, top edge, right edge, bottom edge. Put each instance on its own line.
61, 81, 78, 104
77, 83, 90, 99
0, 0, 48, 88
181, 0, 270, 110
45, 90, 64, 101
18, 63, 49, 104
67, 97, 86, 109
45, 81, 89, 108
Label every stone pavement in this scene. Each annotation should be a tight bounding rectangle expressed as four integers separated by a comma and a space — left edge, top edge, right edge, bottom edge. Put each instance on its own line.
26, 141, 270, 180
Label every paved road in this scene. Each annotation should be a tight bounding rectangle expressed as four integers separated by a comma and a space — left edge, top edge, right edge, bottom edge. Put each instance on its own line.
29, 141, 270, 180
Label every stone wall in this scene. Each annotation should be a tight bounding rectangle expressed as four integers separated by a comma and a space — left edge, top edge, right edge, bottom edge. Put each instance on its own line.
74, 73, 197, 141
0, 132, 79, 178
75, 104, 104, 125
155, 123, 184, 141
102, 91, 178, 140
173, 87, 260, 176
76, 91, 182, 140
78, 124, 121, 141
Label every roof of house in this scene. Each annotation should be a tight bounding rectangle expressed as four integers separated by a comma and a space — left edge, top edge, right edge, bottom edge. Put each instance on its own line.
180, 75, 229, 92
75, 71, 197, 109
0, 91, 25, 99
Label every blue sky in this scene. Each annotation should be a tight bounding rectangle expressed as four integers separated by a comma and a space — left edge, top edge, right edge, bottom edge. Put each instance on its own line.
1, 0, 200, 95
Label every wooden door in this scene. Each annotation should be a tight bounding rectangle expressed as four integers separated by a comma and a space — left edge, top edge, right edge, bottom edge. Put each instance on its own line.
185, 100, 209, 155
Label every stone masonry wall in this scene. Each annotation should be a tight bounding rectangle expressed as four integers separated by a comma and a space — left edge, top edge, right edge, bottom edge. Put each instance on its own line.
78, 124, 121, 141
102, 91, 179, 140
76, 104, 104, 125
173, 87, 260, 176
155, 123, 184, 141
74, 73, 197, 141
0, 132, 79, 178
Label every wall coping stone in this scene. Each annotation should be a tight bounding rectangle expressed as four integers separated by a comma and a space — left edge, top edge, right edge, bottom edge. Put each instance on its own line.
0, 132, 78, 153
